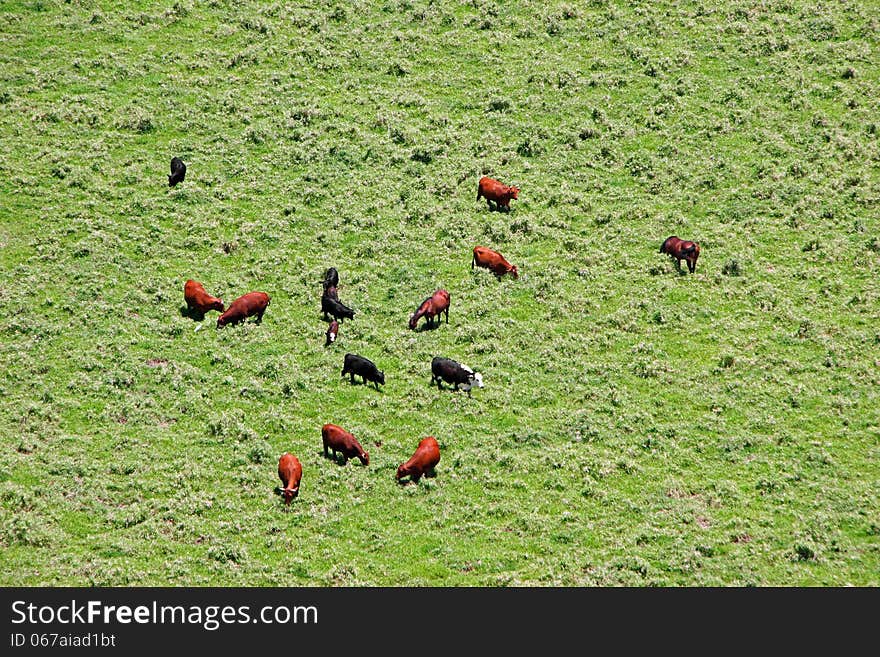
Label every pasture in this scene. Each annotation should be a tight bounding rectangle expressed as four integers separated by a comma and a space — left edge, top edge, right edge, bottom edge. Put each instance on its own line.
0, 0, 878, 586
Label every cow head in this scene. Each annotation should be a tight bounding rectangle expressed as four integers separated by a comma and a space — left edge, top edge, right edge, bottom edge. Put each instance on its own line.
275, 485, 299, 505
282, 485, 298, 505
396, 463, 410, 481
508, 186, 520, 200
408, 313, 419, 330
212, 300, 225, 313
359, 450, 370, 466
509, 264, 519, 279
376, 371, 385, 386
216, 315, 228, 329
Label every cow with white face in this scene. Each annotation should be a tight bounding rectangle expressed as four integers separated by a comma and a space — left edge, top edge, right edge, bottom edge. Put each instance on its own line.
430, 356, 483, 395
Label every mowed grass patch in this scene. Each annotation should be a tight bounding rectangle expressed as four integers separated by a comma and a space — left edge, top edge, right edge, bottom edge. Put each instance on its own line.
1, 0, 879, 585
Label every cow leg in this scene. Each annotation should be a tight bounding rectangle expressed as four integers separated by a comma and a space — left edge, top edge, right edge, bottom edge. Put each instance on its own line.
445, 308, 449, 324
350, 373, 356, 383
256, 311, 264, 324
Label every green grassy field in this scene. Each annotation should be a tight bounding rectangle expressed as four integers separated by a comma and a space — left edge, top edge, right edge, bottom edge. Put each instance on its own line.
1, 0, 878, 586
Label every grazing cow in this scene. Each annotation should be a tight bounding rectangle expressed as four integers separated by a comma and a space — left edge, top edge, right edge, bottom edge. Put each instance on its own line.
169, 157, 186, 187
276, 452, 302, 505
396, 436, 440, 484
409, 289, 450, 330
472, 246, 519, 279
477, 176, 519, 212
322, 423, 369, 465
322, 295, 355, 322
321, 267, 339, 292
341, 353, 385, 389
183, 279, 224, 316
216, 291, 270, 328
325, 319, 339, 347
431, 356, 483, 394
660, 236, 701, 274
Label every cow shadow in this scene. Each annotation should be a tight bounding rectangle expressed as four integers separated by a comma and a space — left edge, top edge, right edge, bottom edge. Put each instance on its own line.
343, 378, 385, 392
414, 320, 441, 333
180, 305, 205, 322
319, 451, 347, 466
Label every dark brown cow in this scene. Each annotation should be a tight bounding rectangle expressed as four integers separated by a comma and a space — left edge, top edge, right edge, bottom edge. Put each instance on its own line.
409, 289, 450, 330
660, 236, 701, 274
325, 319, 339, 347
396, 436, 440, 483
184, 279, 224, 315
276, 452, 302, 505
472, 246, 519, 279
322, 423, 369, 465
477, 176, 519, 212
216, 291, 270, 328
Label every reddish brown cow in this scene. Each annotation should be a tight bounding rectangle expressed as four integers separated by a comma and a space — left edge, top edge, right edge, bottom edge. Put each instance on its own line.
472, 246, 519, 279
325, 319, 339, 346
477, 176, 519, 212
660, 236, 701, 274
322, 423, 369, 466
409, 289, 450, 330
276, 452, 302, 505
184, 279, 224, 316
216, 291, 270, 328
396, 436, 440, 483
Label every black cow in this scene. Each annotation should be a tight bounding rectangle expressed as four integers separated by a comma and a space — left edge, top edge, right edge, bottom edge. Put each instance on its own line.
169, 157, 186, 187
322, 295, 355, 322
342, 353, 385, 389
322, 267, 339, 292
431, 356, 483, 395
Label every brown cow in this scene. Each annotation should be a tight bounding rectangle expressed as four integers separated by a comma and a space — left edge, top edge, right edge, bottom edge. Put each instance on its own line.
396, 436, 440, 484
216, 291, 270, 328
322, 423, 369, 466
184, 279, 224, 316
276, 452, 302, 505
409, 289, 450, 330
660, 236, 701, 274
477, 176, 519, 212
472, 246, 519, 279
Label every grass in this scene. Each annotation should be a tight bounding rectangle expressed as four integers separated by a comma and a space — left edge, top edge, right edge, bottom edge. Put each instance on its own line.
0, 0, 878, 586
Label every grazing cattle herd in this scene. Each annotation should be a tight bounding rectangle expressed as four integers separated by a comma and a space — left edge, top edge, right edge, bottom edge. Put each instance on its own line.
175, 162, 701, 504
